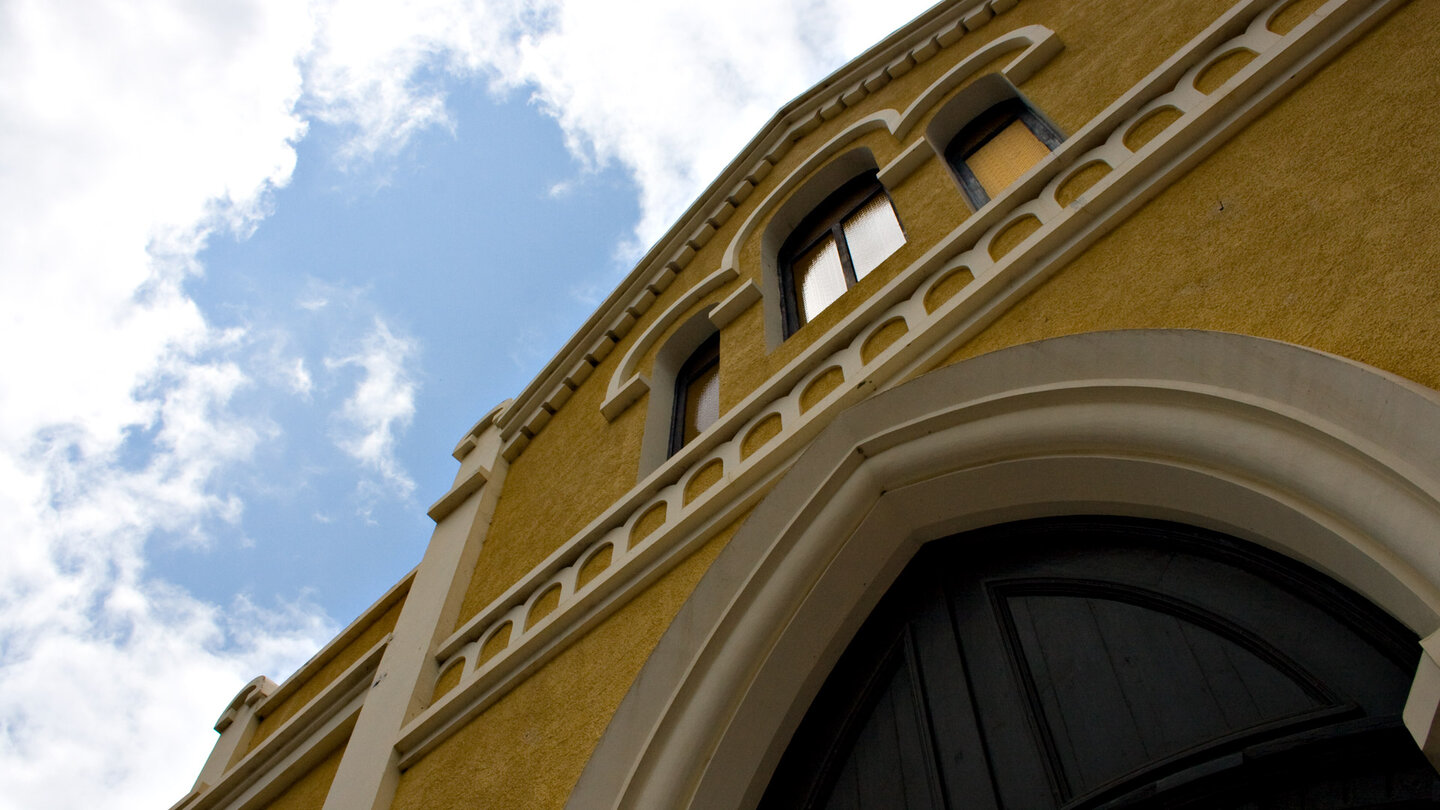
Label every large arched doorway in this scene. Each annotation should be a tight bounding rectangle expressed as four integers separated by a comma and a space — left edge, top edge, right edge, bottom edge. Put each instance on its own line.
569, 332, 1440, 810
761, 517, 1437, 809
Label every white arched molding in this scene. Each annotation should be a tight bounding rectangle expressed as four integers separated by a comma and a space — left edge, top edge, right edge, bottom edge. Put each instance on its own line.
879, 24, 1063, 188
601, 267, 738, 423
569, 330, 1440, 810
896, 23, 1061, 140
722, 26, 1062, 350
721, 129, 892, 349
634, 308, 724, 478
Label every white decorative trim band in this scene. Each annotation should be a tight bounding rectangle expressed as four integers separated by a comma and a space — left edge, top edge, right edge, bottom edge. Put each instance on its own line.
601, 267, 737, 422
399, 0, 1403, 774
492, 0, 1023, 459
174, 637, 389, 810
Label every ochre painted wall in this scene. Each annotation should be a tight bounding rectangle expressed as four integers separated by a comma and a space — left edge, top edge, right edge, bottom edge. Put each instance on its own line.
264, 743, 346, 810
724, 0, 1236, 381
391, 517, 740, 810
450, 0, 1235, 634
939, 0, 1440, 389
399, 1, 1438, 807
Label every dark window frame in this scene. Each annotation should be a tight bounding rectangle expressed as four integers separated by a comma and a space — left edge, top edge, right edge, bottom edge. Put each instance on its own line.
778, 172, 902, 336
668, 332, 720, 457
944, 98, 1064, 209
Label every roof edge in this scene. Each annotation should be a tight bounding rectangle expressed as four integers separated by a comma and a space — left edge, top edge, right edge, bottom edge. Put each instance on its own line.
493, 0, 1000, 444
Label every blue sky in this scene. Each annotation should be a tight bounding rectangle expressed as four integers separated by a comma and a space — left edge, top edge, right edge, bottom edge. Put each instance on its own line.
0, 1, 936, 807
160, 88, 641, 619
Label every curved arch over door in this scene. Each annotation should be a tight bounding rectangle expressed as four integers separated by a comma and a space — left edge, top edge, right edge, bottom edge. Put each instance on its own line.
569, 330, 1440, 810
761, 517, 1434, 809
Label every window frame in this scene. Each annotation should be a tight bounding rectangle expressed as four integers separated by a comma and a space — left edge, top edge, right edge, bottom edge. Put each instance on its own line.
777, 172, 903, 336
944, 98, 1064, 209
668, 331, 720, 457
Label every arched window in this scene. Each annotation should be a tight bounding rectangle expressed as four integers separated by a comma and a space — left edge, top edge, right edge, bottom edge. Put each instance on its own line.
779, 172, 905, 335
669, 332, 719, 456
945, 98, 1063, 209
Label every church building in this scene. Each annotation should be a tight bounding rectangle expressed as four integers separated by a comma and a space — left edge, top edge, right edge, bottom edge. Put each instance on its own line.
175, 0, 1440, 807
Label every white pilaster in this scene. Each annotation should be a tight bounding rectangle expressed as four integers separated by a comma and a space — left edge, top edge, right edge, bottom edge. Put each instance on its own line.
322, 411, 509, 810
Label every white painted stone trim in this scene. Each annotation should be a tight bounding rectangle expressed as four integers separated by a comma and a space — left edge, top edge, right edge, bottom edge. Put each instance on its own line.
395, 0, 1408, 778
172, 637, 387, 810
320, 416, 511, 810
493, 0, 1021, 457
891, 23, 1062, 140
450, 399, 509, 462
601, 267, 737, 422
426, 463, 488, 522
707, 280, 761, 330
248, 572, 411, 728
570, 330, 1440, 810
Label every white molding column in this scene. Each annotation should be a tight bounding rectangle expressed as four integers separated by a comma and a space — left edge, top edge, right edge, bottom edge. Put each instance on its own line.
322, 414, 510, 810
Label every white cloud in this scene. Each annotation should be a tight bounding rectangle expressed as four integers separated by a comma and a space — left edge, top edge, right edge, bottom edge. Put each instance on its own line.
296, 0, 935, 252
327, 319, 419, 501
0, 348, 332, 809
289, 357, 317, 397
0, 0, 328, 806
478, 0, 937, 254
0, 0, 941, 806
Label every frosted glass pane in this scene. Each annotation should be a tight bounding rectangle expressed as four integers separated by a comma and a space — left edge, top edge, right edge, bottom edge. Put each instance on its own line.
795, 237, 847, 324
968, 120, 1051, 199
842, 194, 905, 279
684, 363, 720, 443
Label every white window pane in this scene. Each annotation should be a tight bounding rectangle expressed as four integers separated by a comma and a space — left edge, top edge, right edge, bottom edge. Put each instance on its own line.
795, 237, 847, 324
842, 194, 905, 279
967, 120, 1050, 199
687, 363, 720, 441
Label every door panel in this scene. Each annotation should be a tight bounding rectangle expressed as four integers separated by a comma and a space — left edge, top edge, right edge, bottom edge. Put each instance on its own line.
759, 518, 1438, 810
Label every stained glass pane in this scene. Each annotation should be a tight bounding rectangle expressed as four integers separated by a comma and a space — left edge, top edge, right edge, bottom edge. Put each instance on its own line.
842, 194, 905, 279
684, 362, 720, 443
967, 120, 1051, 199
795, 237, 847, 324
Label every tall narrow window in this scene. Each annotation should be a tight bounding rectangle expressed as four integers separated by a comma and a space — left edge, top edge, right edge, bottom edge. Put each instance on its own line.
946, 98, 1063, 209
669, 333, 720, 456
779, 172, 905, 335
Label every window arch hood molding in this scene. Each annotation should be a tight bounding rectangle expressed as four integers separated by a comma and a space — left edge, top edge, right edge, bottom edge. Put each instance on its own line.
569, 329, 1440, 810
927, 74, 1066, 209
721, 129, 892, 349
922, 73, 1053, 159
755, 148, 894, 346
893, 24, 1063, 141
602, 266, 737, 424
637, 308, 721, 478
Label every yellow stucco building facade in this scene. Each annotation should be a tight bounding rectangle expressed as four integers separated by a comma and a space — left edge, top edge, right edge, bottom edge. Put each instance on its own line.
176, 0, 1440, 807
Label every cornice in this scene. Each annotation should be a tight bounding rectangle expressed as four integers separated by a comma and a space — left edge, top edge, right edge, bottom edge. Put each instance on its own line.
491, 0, 1014, 459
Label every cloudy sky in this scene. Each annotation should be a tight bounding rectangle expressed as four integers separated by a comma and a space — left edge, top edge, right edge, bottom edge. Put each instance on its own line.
0, 0, 938, 806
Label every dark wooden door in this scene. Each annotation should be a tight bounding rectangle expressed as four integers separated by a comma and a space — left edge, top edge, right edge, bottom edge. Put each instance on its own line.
760, 518, 1440, 809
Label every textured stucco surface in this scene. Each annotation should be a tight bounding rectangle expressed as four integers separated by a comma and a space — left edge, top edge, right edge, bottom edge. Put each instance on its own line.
724, 0, 1234, 388
940, 0, 1440, 390
264, 743, 346, 810
450, 0, 1230, 633
390, 518, 740, 810
283, 2, 1440, 808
